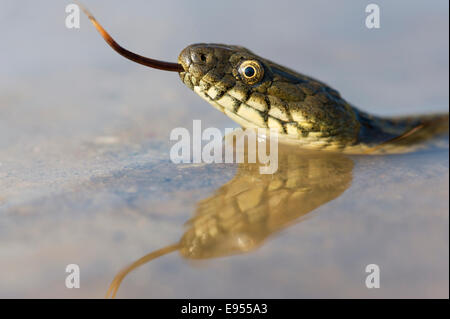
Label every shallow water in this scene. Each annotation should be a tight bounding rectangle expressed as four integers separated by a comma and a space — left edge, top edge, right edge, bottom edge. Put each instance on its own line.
0, 1, 448, 298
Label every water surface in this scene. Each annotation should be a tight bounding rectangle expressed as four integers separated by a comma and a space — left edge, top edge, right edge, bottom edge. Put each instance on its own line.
0, 0, 448, 298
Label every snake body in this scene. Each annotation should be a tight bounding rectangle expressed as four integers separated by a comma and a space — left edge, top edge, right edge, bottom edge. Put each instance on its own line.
178, 44, 448, 154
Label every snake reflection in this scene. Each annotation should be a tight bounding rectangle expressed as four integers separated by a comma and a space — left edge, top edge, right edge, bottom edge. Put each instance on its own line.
106, 145, 354, 298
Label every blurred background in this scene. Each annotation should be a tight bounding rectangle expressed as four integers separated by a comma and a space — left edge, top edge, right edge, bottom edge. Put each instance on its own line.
0, 1, 448, 298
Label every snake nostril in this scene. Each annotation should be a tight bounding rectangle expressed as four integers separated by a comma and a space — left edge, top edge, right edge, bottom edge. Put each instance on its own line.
190, 51, 209, 64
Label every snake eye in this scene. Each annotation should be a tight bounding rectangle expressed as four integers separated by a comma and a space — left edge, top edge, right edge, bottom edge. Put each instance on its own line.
238, 60, 264, 85
244, 66, 255, 77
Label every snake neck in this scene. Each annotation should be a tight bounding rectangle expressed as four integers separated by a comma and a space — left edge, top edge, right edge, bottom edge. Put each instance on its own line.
353, 110, 449, 153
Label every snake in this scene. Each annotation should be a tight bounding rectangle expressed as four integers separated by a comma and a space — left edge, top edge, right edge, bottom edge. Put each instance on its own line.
78, 4, 448, 155
75, 6, 448, 297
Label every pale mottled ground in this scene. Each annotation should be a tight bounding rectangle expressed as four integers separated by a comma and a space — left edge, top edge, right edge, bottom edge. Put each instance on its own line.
0, 1, 448, 298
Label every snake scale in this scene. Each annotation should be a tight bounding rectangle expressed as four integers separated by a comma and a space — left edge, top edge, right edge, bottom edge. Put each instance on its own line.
79, 5, 448, 154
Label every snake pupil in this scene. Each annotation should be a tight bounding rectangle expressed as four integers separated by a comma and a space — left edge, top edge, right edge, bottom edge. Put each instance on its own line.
244, 66, 255, 78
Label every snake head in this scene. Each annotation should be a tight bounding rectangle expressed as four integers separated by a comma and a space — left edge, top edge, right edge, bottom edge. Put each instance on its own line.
178, 43, 360, 147
178, 43, 273, 92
